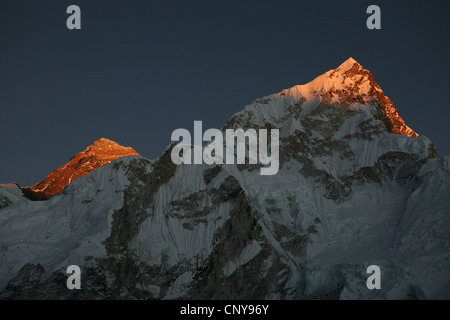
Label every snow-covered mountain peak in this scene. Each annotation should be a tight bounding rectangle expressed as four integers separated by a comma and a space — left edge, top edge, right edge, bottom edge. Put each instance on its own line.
89, 137, 123, 149
231, 58, 418, 138
85, 138, 138, 155
279, 57, 379, 104
91, 137, 118, 147
335, 57, 360, 73
22, 138, 140, 200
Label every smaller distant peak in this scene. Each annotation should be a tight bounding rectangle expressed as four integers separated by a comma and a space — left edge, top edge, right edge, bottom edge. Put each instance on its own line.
88, 138, 130, 151
26, 137, 140, 200
85, 137, 139, 155
92, 137, 118, 145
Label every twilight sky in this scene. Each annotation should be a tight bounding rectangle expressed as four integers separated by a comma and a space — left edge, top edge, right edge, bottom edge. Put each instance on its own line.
1, 0, 449, 186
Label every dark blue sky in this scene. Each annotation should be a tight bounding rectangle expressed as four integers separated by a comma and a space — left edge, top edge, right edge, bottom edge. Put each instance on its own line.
1, 1, 449, 186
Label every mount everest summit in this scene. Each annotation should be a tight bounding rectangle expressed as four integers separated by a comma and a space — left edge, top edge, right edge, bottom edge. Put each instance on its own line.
22, 138, 140, 200
0, 58, 449, 299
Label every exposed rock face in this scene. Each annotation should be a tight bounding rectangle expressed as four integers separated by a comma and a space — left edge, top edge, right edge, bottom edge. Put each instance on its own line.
0, 195, 12, 209
331, 58, 418, 137
0, 183, 23, 209
1, 58, 449, 300
22, 138, 139, 200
